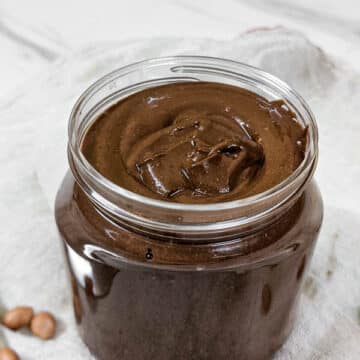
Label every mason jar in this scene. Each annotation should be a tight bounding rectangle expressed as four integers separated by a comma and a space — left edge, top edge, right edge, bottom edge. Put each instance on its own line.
55, 56, 323, 360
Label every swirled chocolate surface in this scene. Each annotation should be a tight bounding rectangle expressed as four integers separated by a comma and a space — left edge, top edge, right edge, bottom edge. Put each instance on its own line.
82, 82, 306, 203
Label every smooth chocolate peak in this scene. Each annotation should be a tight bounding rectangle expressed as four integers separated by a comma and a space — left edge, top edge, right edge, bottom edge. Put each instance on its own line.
81, 82, 306, 203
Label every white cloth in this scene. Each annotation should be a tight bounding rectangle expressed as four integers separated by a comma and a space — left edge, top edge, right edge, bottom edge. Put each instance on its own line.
1, 28, 359, 359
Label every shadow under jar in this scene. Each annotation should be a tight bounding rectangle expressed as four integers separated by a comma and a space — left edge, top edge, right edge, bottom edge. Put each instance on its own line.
55, 57, 323, 360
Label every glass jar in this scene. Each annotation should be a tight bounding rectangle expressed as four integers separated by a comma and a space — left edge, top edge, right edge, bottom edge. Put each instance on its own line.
55, 56, 323, 360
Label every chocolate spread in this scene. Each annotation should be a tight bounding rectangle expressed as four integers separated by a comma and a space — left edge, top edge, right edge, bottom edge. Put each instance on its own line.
55, 81, 322, 360
82, 82, 306, 203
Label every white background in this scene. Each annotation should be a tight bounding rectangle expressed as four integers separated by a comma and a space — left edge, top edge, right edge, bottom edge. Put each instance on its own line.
1, 0, 360, 99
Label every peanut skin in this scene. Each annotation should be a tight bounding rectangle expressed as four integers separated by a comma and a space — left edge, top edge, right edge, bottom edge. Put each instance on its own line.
30, 312, 56, 340
0, 347, 20, 360
1, 307, 33, 330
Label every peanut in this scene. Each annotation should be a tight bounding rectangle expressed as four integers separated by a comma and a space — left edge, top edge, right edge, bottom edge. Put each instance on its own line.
30, 312, 56, 340
0, 347, 20, 360
1, 307, 33, 330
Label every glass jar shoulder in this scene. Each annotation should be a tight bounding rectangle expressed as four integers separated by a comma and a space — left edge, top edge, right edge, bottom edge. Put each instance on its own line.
55, 172, 323, 270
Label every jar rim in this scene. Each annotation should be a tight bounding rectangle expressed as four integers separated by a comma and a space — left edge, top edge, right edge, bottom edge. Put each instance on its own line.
68, 55, 318, 234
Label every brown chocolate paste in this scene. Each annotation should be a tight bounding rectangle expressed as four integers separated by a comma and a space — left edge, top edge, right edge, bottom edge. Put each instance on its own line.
82, 82, 306, 203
